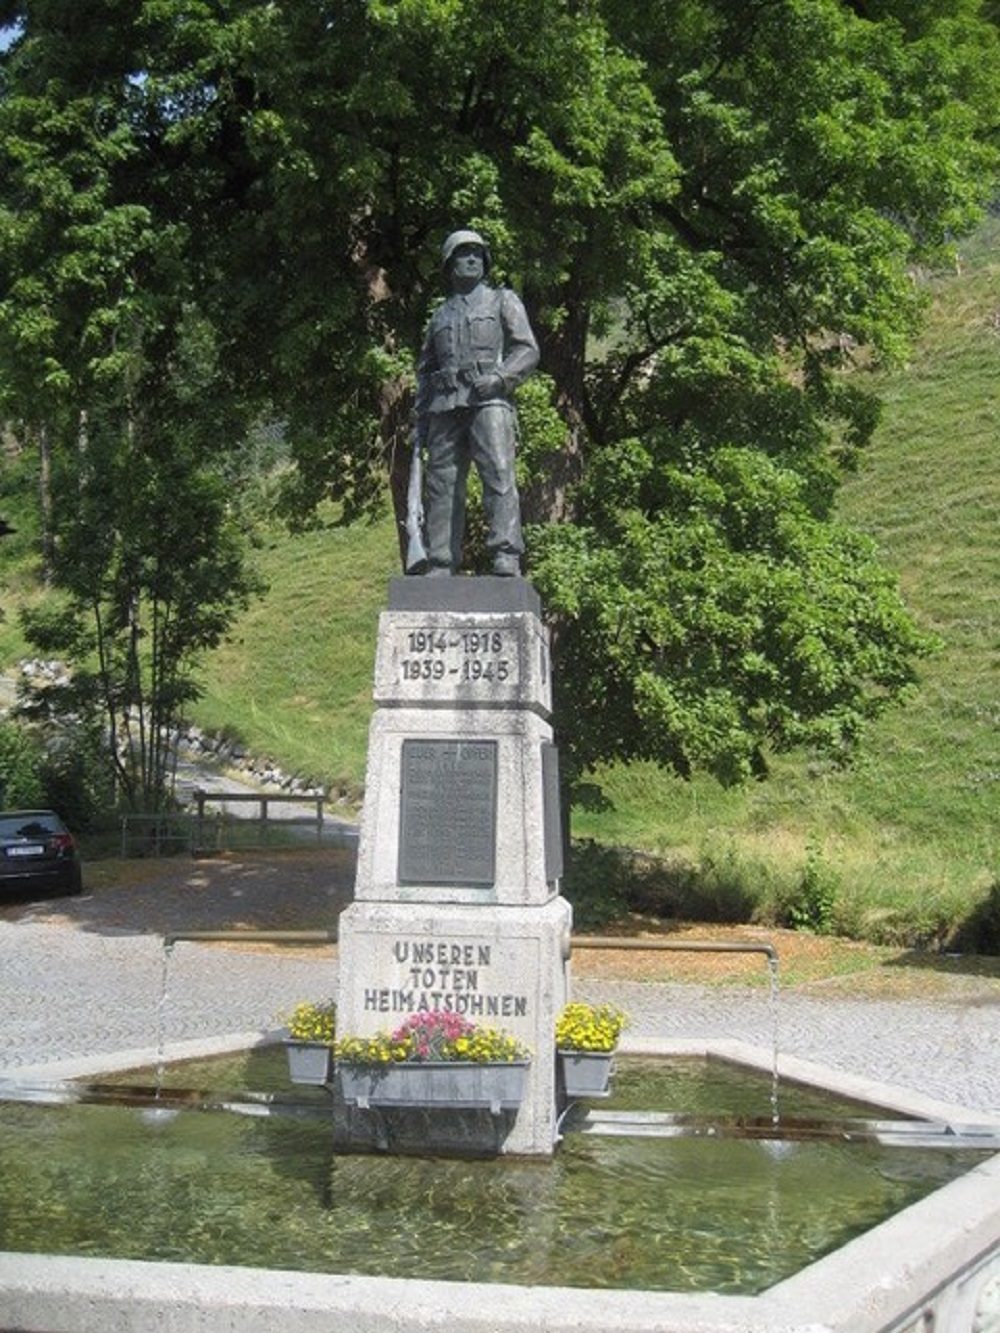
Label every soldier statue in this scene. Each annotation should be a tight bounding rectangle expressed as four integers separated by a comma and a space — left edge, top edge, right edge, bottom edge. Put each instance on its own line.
408, 229, 539, 577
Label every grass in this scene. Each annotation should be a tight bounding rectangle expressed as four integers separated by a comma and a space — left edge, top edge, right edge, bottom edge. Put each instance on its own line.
190, 507, 397, 800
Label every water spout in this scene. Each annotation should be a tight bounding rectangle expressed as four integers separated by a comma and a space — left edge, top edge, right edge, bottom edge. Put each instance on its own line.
160, 931, 776, 963
151, 939, 180, 1123
570, 936, 781, 1122
162, 929, 337, 948
570, 937, 778, 965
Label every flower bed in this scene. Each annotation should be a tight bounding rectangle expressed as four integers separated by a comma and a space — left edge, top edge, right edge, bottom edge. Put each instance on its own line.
335, 1012, 531, 1113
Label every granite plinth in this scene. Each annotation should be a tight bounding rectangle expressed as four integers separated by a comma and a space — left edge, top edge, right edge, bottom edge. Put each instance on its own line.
354, 706, 557, 906
340, 577, 568, 1154
388, 575, 541, 616
374, 608, 551, 716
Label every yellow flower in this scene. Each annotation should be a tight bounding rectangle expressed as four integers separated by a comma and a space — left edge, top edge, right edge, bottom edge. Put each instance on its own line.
555, 1002, 627, 1052
283, 1000, 337, 1044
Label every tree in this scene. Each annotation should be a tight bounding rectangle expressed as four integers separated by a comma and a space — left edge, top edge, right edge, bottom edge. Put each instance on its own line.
2, 0, 998, 794
0, 1, 260, 810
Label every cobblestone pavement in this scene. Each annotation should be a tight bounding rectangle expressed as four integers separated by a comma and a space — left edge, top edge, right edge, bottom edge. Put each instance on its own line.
584, 979, 1000, 1116
0, 850, 351, 1074
0, 856, 997, 1115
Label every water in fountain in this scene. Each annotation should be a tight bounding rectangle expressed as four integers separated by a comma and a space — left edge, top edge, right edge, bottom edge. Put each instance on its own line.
0, 1050, 987, 1294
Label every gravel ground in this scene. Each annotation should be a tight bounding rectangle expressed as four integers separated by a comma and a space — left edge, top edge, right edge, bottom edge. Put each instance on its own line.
1, 852, 997, 1116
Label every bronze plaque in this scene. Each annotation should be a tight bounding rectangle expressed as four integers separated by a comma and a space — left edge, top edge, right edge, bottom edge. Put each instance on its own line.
398, 739, 498, 886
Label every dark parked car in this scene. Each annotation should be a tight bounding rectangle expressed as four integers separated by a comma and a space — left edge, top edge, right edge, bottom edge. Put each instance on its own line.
0, 810, 83, 897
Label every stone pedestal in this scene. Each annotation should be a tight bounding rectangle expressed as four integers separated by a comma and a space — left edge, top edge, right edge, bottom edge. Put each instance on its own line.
334, 577, 571, 1157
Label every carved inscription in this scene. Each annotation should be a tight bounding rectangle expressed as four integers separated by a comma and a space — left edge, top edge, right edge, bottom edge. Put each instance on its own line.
363, 937, 530, 1018
398, 739, 497, 886
397, 626, 517, 687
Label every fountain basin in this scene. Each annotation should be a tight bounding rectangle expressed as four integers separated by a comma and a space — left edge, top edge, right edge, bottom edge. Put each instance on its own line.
0, 1034, 997, 1332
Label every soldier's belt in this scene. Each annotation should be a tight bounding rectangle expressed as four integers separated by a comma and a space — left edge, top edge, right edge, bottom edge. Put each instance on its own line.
431, 363, 499, 391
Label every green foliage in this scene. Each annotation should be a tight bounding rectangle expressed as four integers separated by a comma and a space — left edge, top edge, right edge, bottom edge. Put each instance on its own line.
1, 0, 998, 806
956, 881, 1000, 955
0, 6, 265, 810
563, 837, 766, 929
786, 846, 840, 935
532, 444, 938, 785
562, 839, 632, 929
14, 434, 260, 811
35, 719, 116, 833
0, 717, 42, 807
0, 714, 108, 827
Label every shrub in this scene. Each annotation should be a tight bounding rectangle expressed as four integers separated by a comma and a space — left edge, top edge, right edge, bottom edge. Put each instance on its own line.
0, 719, 44, 807
39, 722, 115, 832
562, 838, 631, 928
952, 879, 1000, 955
785, 846, 839, 934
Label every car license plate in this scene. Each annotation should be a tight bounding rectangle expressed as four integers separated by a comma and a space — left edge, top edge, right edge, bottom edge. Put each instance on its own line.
6, 845, 44, 857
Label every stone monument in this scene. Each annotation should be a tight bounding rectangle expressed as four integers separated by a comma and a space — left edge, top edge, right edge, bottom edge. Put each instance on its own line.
335, 575, 571, 1156
335, 229, 569, 1156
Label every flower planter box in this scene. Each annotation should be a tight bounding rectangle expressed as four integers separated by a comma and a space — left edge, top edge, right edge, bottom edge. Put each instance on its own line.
338, 1060, 529, 1114
558, 1049, 614, 1098
285, 1041, 333, 1086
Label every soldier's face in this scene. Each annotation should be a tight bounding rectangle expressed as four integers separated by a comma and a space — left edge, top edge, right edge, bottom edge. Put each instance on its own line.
449, 244, 485, 285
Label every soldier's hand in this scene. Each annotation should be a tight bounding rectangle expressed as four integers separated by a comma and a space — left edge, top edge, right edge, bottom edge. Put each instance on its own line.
471, 373, 504, 401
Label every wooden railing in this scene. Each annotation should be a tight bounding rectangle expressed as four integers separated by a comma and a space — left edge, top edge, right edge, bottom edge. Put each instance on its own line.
191, 789, 325, 848
119, 790, 327, 856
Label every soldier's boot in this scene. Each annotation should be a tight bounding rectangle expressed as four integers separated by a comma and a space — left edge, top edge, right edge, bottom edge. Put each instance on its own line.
492, 553, 520, 577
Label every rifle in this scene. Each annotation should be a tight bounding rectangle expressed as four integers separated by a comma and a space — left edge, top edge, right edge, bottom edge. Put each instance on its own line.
404, 431, 428, 574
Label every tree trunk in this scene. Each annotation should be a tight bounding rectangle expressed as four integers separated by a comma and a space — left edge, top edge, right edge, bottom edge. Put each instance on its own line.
37, 424, 54, 585
521, 295, 589, 529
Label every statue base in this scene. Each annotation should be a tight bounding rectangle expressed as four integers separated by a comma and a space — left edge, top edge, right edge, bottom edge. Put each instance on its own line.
334, 577, 571, 1157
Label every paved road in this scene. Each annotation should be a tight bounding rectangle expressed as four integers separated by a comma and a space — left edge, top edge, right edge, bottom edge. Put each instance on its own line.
0, 854, 997, 1116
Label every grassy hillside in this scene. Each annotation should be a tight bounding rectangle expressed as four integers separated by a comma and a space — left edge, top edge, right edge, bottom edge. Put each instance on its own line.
193, 511, 397, 799
571, 222, 999, 943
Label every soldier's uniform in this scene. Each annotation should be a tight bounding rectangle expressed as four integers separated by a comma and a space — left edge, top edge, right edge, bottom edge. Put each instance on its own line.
415, 240, 539, 576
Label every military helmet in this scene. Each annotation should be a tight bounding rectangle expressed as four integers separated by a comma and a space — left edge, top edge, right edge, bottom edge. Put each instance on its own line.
441, 228, 491, 274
